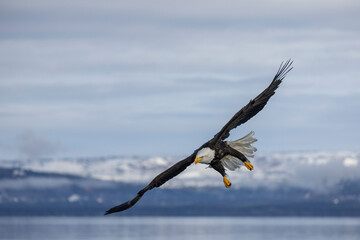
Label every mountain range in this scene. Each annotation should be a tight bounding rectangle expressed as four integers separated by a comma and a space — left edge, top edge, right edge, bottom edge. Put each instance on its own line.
0, 152, 359, 216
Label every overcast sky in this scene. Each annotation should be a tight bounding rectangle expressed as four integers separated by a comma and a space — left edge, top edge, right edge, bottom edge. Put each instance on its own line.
0, 0, 359, 159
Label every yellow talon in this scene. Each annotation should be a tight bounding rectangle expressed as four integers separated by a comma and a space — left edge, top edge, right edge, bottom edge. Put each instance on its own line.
223, 176, 231, 188
244, 161, 254, 171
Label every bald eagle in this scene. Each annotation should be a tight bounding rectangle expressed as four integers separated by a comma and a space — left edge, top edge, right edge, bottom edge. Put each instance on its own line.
105, 60, 293, 215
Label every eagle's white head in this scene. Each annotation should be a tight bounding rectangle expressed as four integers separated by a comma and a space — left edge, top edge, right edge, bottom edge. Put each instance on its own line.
194, 147, 215, 164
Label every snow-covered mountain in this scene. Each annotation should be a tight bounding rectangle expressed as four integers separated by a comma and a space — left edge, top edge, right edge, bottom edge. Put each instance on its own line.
1, 151, 359, 190
0, 152, 359, 216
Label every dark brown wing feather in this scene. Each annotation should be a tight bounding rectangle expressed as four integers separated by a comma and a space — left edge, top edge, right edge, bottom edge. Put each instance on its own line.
212, 59, 293, 143
105, 60, 293, 215
105, 153, 196, 214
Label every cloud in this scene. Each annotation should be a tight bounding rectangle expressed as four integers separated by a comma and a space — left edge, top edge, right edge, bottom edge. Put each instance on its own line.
16, 130, 62, 158
0, 0, 359, 157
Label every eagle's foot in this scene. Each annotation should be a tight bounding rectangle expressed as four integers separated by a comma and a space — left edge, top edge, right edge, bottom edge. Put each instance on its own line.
223, 176, 231, 188
244, 161, 254, 171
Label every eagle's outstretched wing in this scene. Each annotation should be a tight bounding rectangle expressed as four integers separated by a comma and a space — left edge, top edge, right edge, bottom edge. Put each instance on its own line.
211, 59, 293, 143
105, 60, 293, 215
105, 153, 196, 214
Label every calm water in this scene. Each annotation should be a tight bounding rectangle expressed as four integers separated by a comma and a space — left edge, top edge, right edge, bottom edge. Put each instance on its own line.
1, 217, 360, 240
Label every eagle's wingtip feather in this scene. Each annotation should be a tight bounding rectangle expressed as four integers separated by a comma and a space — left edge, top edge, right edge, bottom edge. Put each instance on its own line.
275, 59, 293, 81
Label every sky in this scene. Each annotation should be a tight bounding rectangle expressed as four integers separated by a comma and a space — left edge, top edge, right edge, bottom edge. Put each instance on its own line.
0, 0, 359, 159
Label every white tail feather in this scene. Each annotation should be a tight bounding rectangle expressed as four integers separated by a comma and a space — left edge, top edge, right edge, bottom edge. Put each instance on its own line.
221, 155, 244, 171
221, 131, 257, 171
227, 131, 257, 158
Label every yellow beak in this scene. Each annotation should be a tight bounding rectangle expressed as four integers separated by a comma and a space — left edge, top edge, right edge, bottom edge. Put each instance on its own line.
194, 157, 201, 164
